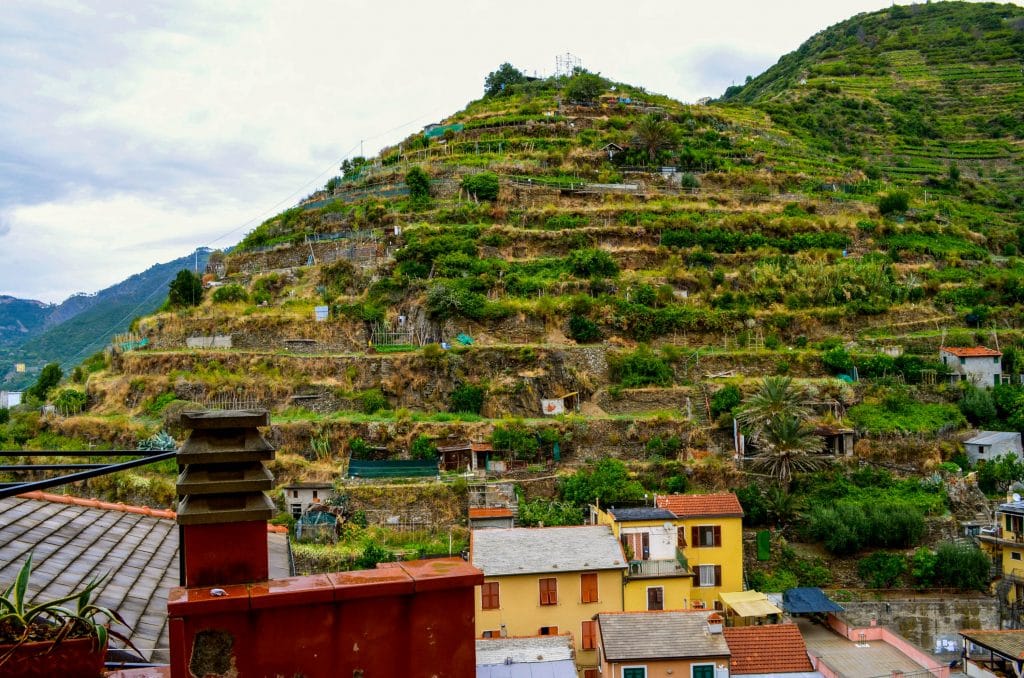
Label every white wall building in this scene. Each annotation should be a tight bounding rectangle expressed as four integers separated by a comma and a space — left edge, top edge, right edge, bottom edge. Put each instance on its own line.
940, 346, 1002, 388
964, 431, 1023, 464
0, 391, 22, 408
283, 482, 334, 519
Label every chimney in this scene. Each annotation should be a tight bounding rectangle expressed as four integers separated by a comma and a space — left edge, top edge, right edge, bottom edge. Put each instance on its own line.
175, 409, 275, 587
707, 612, 724, 634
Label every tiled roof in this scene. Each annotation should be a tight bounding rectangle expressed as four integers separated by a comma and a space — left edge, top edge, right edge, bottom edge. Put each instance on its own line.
0, 493, 291, 663
607, 506, 676, 521
655, 493, 744, 518
965, 431, 1021, 446
941, 346, 1002, 357
471, 442, 494, 452
469, 507, 514, 519
472, 525, 625, 576
724, 624, 813, 675
960, 629, 1024, 659
597, 610, 730, 661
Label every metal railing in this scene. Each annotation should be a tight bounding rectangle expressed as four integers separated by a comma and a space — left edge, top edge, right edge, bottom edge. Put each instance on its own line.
628, 558, 689, 578
0, 449, 177, 500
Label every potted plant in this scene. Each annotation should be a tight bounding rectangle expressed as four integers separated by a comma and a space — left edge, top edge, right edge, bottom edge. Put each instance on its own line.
0, 553, 134, 678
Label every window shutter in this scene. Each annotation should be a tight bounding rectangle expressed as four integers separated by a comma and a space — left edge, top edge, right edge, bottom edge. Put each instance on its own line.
582, 621, 597, 650
677, 528, 686, 548
581, 573, 598, 603
714, 565, 722, 587
691, 526, 699, 548
713, 525, 722, 547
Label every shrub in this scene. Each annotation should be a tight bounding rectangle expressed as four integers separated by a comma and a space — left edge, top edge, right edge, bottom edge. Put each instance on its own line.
909, 547, 938, 588
610, 347, 673, 387
934, 541, 990, 590
568, 248, 618, 277
212, 284, 248, 303
804, 498, 924, 555
28, 363, 62, 401
857, 551, 906, 588
517, 499, 583, 526
461, 172, 499, 201
52, 388, 87, 414
360, 389, 388, 414
491, 422, 539, 461
710, 385, 741, 418
568, 314, 601, 343
822, 347, 854, 375
354, 542, 393, 570
959, 386, 996, 426
409, 435, 438, 461
560, 458, 645, 506
878, 191, 910, 216
564, 70, 608, 102
168, 269, 203, 307
450, 384, 484, 414
348, 437, 372, 460
405, 166, 431, 202
0, 408, 8, 426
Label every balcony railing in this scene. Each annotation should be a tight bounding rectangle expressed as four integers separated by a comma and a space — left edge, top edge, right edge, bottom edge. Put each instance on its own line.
628, 551, 690, 578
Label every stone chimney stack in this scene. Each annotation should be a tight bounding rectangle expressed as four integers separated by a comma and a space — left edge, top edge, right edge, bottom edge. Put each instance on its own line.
175, 410, 275, 587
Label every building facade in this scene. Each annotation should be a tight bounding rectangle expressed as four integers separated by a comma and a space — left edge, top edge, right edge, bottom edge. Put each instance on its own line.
940, 346, 1002, 388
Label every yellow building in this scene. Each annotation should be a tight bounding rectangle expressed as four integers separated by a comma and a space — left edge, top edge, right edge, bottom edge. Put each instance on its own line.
979, 498, 1024, 602
656, 493, 745, 609
593, 505, 694, 612
471, 525, 627, 677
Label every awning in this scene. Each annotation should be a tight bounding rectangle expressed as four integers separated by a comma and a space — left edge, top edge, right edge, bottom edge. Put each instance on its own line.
719, 590, 783, 618
783, 587, 844, 614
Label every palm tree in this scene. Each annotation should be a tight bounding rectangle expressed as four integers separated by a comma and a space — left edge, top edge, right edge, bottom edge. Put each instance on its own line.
632, 114, 678, 163
736, 376, 811, 438
750, 415, 826, 488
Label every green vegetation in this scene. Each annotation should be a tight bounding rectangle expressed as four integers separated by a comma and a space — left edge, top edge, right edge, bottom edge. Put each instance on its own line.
449, 384, 485, 415
461, 172, 500, 201
167, 270, 203, 308
848, 399, 965, 434
560, 458, 645, 506
609, 347, 672, 387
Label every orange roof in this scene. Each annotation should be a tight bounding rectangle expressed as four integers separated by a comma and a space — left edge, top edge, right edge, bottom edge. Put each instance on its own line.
470, 442, 493, 452
723, 624, 812, 675
941, 346, 1002, 357
468, 507, 513, 519
18, 490, 289, 533
655, 493, 744, 518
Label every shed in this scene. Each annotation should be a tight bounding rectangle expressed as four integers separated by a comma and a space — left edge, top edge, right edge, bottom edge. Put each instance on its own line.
782, 587, 844, 615
965, 431, 1023, 464
436, 439, 473, 472
468, 507, 515, 530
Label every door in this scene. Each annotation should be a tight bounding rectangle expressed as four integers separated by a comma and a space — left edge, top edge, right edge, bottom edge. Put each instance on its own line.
647, 586, 664, 610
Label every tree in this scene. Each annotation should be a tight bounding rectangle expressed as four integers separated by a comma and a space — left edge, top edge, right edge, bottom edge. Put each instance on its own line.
560, 458, 646, 506
461, 172, 499, 201
29, 363, 63, 401
450, 384, 485, 414
632, 114, 678, 162
484, 63, 526, 97
564, 70, 607, 103
736, 377, 811, 438
878, 191, 910, 216
168, 270, 202, 308
750, 416, 826, 487
405, 166, 431, 203
409, 435, 438, 461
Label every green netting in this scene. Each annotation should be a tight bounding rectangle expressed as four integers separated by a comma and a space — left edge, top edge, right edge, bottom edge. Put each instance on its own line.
348, 459, 439, 478
423, 123, 464, 139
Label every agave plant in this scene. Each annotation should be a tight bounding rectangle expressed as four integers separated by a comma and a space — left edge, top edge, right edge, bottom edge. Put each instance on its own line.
0, 553, 137, 664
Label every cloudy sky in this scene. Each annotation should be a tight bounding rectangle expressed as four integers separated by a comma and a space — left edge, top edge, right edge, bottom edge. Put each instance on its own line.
0, 0, 1010, 303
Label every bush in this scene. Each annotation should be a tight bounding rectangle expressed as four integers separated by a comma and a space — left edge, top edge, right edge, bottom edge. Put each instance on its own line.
0, 408, 8, 426
360, 389, 388, 414
804, 498, 925, 555
909, 547, 938, 588
959, 386, 996, 426
822, 347, 854, 375
405, 166, 431, 202
517, 499, 583, 526
610, 347, 673, 387
348, 437, 372, 460
564, 70, 608, 102
212, 284, 248, 303
878, 191, 910, 216
560, 458, 645, 506
568, 314, 601, 343
354, 542, 393, 570
857, 551, 906, 588
409, 435, 437, 461
568, 248, 618, 277
491, 422, 539, 461
29, 362, 63, 401
710, 385, 741, 418
934, 542, 990, 590
450, 384, 485, 414
461, 172, 499, 201
168, 269, 203, 307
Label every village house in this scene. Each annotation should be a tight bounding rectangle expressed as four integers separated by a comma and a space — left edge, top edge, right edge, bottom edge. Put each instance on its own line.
960, 628, 1024, 677
940, 346, 1003, 388
964, 430, 1024, 464
979, 497, 1024, 602
471, 525, 627, 676
282, 481, 334, 519
655, 493, 746, 609
595, 610, 732, 678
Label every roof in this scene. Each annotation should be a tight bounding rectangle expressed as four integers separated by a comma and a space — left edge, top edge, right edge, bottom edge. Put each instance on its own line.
607, 506, 676, 521
283, 481, 334, 489
472, 526, 625, 576
655, 493, 744, 518
960, 629, 1024, 659
469, 507, 514, 519
471, 442, 494, 452
965, 431, 1021, 446
597, 610, 730, 661
724, 624, 814, 675
0, 492, 291, 663
476, 660, 577, 678
940, 346, 1002, 358
476, 635, 574, 665
347, 459, 438, 478
719, 590, 784, 618
782, 588, 844, 614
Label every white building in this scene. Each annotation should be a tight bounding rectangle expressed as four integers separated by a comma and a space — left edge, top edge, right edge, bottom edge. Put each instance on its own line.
283, 482, 334, 519
964, 431, 1023, 464
0, 391, 22, 408
939, 346, 1002, 388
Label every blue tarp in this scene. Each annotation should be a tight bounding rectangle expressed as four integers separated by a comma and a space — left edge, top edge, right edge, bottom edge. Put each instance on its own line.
783, 587, 844, 614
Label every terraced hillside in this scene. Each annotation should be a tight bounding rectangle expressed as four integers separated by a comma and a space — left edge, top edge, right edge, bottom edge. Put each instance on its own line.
11, 3, 1024, 506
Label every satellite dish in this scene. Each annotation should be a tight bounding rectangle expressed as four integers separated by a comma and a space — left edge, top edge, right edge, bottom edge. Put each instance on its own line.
663, 522, 674, 531
1014, 493, 1021, 502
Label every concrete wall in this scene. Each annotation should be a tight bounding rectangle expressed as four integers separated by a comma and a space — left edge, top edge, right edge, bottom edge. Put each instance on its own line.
838, 598, 999, 654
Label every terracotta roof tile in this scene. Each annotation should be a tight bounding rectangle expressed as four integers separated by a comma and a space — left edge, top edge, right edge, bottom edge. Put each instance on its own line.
723, 624, 812, 675
469, 507, 513, 518
941, 346, 1002, 357
655, 493, 744, 518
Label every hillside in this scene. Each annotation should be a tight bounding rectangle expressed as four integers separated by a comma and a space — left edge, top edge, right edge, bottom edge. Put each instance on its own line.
0, 296, 52, 348
0, 248, 211, 390
7, 1, 1024, 538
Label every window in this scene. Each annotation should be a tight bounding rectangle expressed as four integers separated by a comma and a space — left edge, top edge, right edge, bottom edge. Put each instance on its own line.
583, 671, 599, 678
647, 586, 664, 611
581, 573, 598, 603
960, 357, 966, 365
623, 668, 647, 678
481, 582, 500, 610
539, 625, 558, 635
1007, 514, 1024, 535
292, 490, 299, 498
289, 504, 302, 519
692, 665, 714, 678
539, 577, 558, 605
621, 532, 650, 560
581, 620, 597, 650
481, 630, 499, 638
697, 564, 722, 588
1013, 552, 1022, 561
312, 490, 318, 499
691, 525, 722, 548
677, 527, 687, 548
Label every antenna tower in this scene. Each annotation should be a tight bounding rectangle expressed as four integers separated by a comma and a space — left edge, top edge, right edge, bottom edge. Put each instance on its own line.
555, 53, 581, 77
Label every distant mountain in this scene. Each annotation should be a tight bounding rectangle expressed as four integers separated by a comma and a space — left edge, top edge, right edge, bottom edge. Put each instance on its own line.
0, 249, 211, 389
